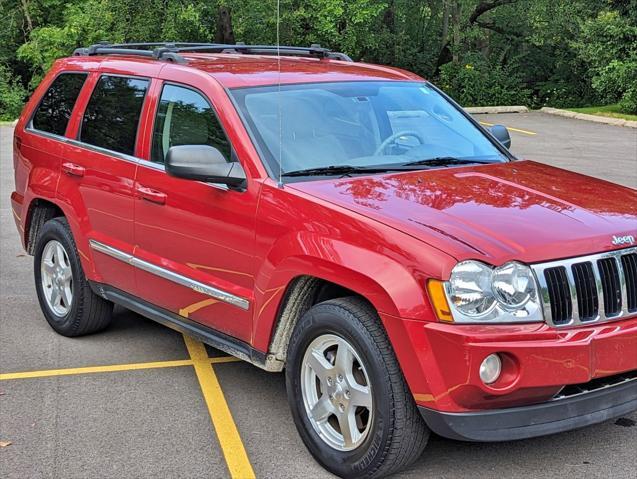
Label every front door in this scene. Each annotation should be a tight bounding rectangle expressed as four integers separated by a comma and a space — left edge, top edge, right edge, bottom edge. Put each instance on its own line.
133, 81, 258, 343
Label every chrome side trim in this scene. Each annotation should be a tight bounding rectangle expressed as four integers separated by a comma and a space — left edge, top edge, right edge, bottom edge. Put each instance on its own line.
88, 240, 250, 310
88, 239, 134, 263
531, 246, 637, 327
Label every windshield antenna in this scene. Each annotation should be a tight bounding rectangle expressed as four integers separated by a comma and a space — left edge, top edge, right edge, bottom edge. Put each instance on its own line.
276, 0, 283, 188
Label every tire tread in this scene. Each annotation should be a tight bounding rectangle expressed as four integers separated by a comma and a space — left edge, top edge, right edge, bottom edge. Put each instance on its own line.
287, 296, 429, 479
35, 217, 112, 336
325, 297, 428, 478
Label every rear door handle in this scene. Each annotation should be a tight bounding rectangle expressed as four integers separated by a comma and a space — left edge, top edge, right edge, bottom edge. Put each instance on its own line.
136, 185, 167, 205
62, 162, 85, 177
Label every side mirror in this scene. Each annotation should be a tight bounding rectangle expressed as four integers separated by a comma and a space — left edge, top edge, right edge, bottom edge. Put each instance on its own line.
489, 124, 511, 149
165, 145, 246, 189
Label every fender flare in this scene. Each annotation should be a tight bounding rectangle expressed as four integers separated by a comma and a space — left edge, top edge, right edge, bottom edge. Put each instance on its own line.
251, 231, 433, 352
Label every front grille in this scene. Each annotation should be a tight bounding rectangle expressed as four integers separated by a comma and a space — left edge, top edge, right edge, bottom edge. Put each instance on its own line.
532, 247, 637, 327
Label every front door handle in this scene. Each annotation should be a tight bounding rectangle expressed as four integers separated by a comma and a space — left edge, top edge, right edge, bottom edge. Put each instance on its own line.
62, 162, 85, 177
137, 185, 167, 205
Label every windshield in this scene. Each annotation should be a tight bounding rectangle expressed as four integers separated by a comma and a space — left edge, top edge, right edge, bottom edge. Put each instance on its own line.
230, 81, 508, 178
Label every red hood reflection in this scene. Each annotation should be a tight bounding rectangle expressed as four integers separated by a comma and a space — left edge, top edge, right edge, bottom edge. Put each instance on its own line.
290, 161, 637, 265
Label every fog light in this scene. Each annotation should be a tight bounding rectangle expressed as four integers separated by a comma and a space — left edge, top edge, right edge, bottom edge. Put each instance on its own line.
479, 354, 502, 385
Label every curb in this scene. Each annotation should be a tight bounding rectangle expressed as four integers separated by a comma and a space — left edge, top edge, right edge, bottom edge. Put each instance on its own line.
541, 107, 637, 128
464, 106, 528, 114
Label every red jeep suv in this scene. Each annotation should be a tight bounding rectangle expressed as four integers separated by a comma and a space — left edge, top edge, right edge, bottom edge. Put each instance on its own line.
10, 43, 637, 478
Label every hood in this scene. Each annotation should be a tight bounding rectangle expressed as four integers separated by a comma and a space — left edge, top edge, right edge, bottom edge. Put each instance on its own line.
289, 161, 637, 266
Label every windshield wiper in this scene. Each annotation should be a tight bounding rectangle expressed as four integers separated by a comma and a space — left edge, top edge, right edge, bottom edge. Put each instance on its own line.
281, 165, 411, 177
401, 157, 495, 167
281, 158, 496, 177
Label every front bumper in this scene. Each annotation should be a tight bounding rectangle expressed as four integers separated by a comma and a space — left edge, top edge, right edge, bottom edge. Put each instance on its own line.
419, 373, 637, 441
401, 315, 637, 411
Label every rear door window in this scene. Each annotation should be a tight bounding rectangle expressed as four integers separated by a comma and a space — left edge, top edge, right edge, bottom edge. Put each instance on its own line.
80, 75, 149, 156
150, 84, 231, 164
31, 73, 88, 136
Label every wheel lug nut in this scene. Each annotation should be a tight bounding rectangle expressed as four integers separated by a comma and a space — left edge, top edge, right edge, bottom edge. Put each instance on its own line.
338, 403, 345, 412
338, 374, 343, 382
327, 377, 333, 386
345, 390, 350, 398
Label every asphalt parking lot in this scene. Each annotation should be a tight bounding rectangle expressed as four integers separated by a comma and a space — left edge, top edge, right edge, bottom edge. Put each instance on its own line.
1, 112, 636, 479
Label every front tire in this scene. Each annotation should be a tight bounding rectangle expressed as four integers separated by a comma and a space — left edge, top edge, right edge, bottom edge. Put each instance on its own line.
33, 217, 113, 336
286, 297, 429, 478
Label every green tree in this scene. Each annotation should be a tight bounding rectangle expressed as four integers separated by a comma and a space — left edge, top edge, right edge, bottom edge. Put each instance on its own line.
574, 10, 637, 113
0, 0, 635, 116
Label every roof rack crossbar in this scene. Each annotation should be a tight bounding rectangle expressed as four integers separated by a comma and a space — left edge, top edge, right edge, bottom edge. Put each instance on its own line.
170, 43, 353, 61
73, 42, 354, 63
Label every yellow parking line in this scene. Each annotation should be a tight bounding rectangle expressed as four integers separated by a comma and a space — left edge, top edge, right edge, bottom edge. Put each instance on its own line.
479, 121, 537, 135
184, 334, 256, 479
0, 359, 194, 381
0, 356, 240, 381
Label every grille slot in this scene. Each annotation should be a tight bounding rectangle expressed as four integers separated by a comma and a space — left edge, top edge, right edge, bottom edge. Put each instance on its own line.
622, 253, 637, 312
571, 262, 598, 321
553, 369, 637, 400
598, 258, 622, 316
544, 266, 572, 325
532, 246, 637, 327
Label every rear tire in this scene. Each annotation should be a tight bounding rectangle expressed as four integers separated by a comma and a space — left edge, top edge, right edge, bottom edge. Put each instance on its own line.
285, 297, 429, 478
33, 217, 113, 336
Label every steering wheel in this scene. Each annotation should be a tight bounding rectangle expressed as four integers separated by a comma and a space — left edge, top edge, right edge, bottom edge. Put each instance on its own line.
374, 131, 426, 156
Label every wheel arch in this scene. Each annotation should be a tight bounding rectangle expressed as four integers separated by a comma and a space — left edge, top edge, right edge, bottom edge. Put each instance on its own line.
254, 246, 433, 370
24, 197, 65, 254
23, 196, 98, 280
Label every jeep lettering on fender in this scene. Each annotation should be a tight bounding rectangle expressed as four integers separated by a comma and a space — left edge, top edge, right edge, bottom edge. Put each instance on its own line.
10, 42, 637, 479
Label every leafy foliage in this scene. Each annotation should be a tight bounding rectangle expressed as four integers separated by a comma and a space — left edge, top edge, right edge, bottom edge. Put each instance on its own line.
0, 63, 27, 120
574, 10, 637, 113
0, 0, 635, 118
438, 57, 530, 106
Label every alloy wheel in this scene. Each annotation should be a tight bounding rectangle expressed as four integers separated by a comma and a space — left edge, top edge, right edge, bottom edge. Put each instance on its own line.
40, 240, 74, 316
300, 333, 373, 451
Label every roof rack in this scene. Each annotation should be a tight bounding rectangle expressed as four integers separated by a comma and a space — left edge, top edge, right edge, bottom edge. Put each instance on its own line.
72, 42, 354, 64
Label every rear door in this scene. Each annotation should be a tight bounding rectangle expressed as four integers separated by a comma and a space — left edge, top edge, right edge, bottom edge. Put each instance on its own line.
57, 73, 150, 293
133, 79, 259, 343
23, 71, 89, 214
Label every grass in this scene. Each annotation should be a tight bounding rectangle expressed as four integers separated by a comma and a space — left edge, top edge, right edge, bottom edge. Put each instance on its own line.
566, 104, 637, 122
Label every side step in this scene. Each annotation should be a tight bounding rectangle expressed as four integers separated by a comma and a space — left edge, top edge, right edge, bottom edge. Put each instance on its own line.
90, 282, 268, 369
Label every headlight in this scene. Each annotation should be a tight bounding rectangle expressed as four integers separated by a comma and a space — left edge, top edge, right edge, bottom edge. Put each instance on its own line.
492, 262, 535, 309
448, 261, 496, 316
445, 260, 543, 323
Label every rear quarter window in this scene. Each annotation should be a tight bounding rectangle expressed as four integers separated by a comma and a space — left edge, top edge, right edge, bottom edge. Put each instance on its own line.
31, 73, 88, 136
80, 75, 150, 156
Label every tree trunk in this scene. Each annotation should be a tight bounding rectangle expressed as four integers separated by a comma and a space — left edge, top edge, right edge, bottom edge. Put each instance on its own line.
441, 0, 450, 44
215, 6, 235, 44
451, 1, 460, 63
20, 0, 33, 34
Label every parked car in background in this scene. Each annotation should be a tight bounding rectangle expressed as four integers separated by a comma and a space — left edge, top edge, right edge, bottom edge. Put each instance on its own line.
11, 43, 637, 478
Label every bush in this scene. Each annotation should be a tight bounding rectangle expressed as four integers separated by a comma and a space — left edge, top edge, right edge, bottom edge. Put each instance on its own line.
437, 58, 531, 107
0, 64, 26, 121
574, 11, 637, 114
